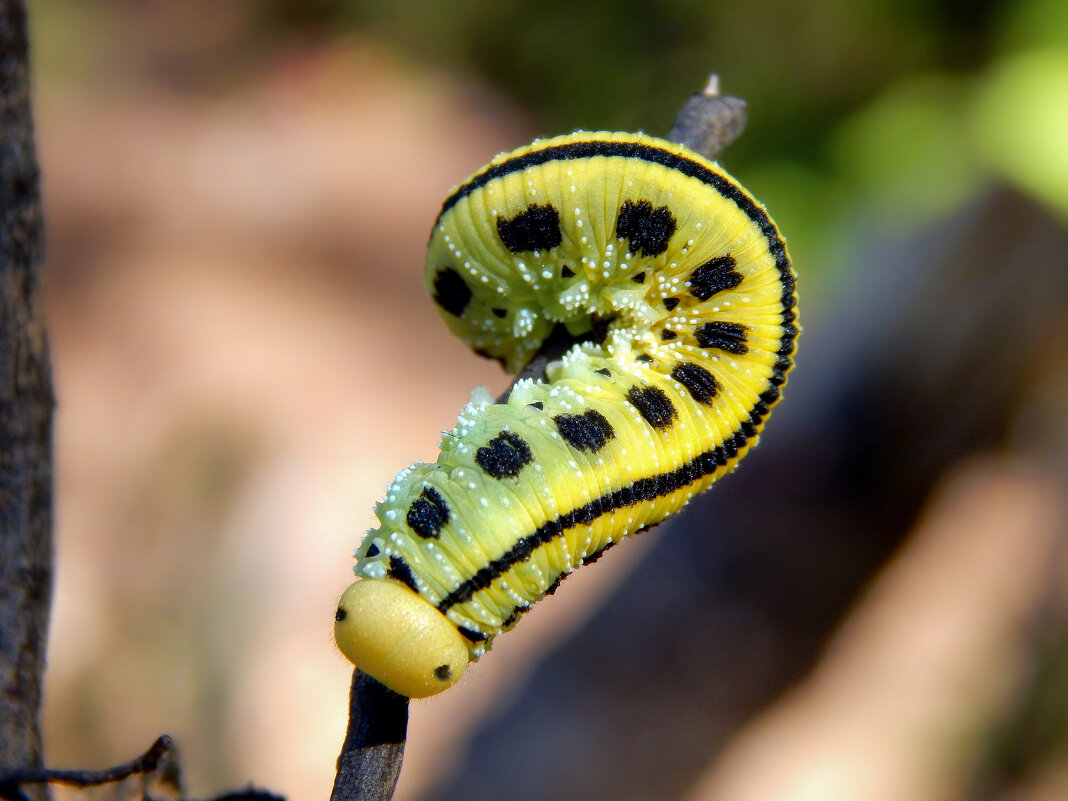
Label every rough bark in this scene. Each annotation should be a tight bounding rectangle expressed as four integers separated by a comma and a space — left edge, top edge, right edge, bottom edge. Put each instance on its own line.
0, 0, 54, 787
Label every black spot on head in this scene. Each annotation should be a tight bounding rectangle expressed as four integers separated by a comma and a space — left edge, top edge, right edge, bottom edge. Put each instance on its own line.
561, 264, 575, 278
491, 307, 508, 318
406, 486, 450, 539
554, 409, 615, 453
595, 367, 611, 377
616, 199, 677, 257
627, 385, 677, 429
476, 431, 533, 479
364, 542, 380, 558
458, 626, 487, 642
434, 664, 452, 681
497, 203, 562, 253
660, 329, 677, 341
694, 321, 749, 354
672, 362, 719, 405
335, 607, 347, 622
527, 401, 544, 410
387, 556, 419, 593
687, 255, 742, 301
663, 297, 680, 311
432, 268, 472, 317
631, 271, 646, 284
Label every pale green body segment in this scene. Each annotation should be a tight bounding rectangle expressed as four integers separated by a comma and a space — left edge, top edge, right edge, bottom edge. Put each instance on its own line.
335, 131, 797, 697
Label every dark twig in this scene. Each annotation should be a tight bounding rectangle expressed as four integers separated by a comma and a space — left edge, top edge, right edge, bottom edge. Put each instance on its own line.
0, 736, 286, 801
329, 671, 409, 801
203, 790, 287, 801
329, 74, 748, 800
0, 736, 173, 799
667, 74, 748, 159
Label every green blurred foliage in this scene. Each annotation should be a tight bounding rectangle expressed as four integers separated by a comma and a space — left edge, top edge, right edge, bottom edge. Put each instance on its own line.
252, 0, 1067, 284
32, 0, 1068, 282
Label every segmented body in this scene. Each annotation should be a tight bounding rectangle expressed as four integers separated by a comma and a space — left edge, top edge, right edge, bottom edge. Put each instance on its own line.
355, 131, 797, 658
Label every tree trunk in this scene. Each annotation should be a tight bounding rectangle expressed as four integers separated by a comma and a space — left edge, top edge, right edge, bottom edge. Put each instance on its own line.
0, 0, 54, 792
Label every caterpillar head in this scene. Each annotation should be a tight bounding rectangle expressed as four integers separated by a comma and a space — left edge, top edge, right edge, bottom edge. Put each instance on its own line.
334, 579, 469, 698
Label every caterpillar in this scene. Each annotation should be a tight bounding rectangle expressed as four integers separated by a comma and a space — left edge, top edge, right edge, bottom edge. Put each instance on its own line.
334, 131, 797, 698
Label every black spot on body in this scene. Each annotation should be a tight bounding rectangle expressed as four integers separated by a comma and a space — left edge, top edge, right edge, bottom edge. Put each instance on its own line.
660, 329, 677, 341
434, 665, 452, 681
663, 297, 679, 311
458, 626, 487, 642
627, 385, 678, 429
406, 487, 450, 539
631, 271, 646, 284
543, 573, 565, 595
688, 255, 742, 301
561, 264, 575, 278
554, 409, 615, 453
673, 362, 719, 404
335, 607, 347, 622
364, 542, 380, 557
432, 268, 472, 317
476, 431, 533, 478
527, 401, 544, 410
694, 321, 749, 354
616, 199, 677, 257
387, 556, 419, 594
595, 367, 611, 377
491, 307, 507, 318
497, 203, 562, 253
636, 353, 654, 364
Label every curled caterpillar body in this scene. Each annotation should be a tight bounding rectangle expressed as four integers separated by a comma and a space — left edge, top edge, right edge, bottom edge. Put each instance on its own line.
335, 131, 798, 698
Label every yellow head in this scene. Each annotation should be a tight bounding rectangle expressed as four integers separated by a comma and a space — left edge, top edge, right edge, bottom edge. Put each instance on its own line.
334, 579, 469, 698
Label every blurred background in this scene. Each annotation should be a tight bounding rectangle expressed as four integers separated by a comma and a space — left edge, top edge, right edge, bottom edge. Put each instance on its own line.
31, 1, 1066, 800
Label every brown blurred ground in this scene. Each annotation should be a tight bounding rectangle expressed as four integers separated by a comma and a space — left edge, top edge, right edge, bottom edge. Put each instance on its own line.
687, 460, 1066, 801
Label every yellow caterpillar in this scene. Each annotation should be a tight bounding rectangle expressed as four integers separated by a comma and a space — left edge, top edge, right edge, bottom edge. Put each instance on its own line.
335, 131, 798, 697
